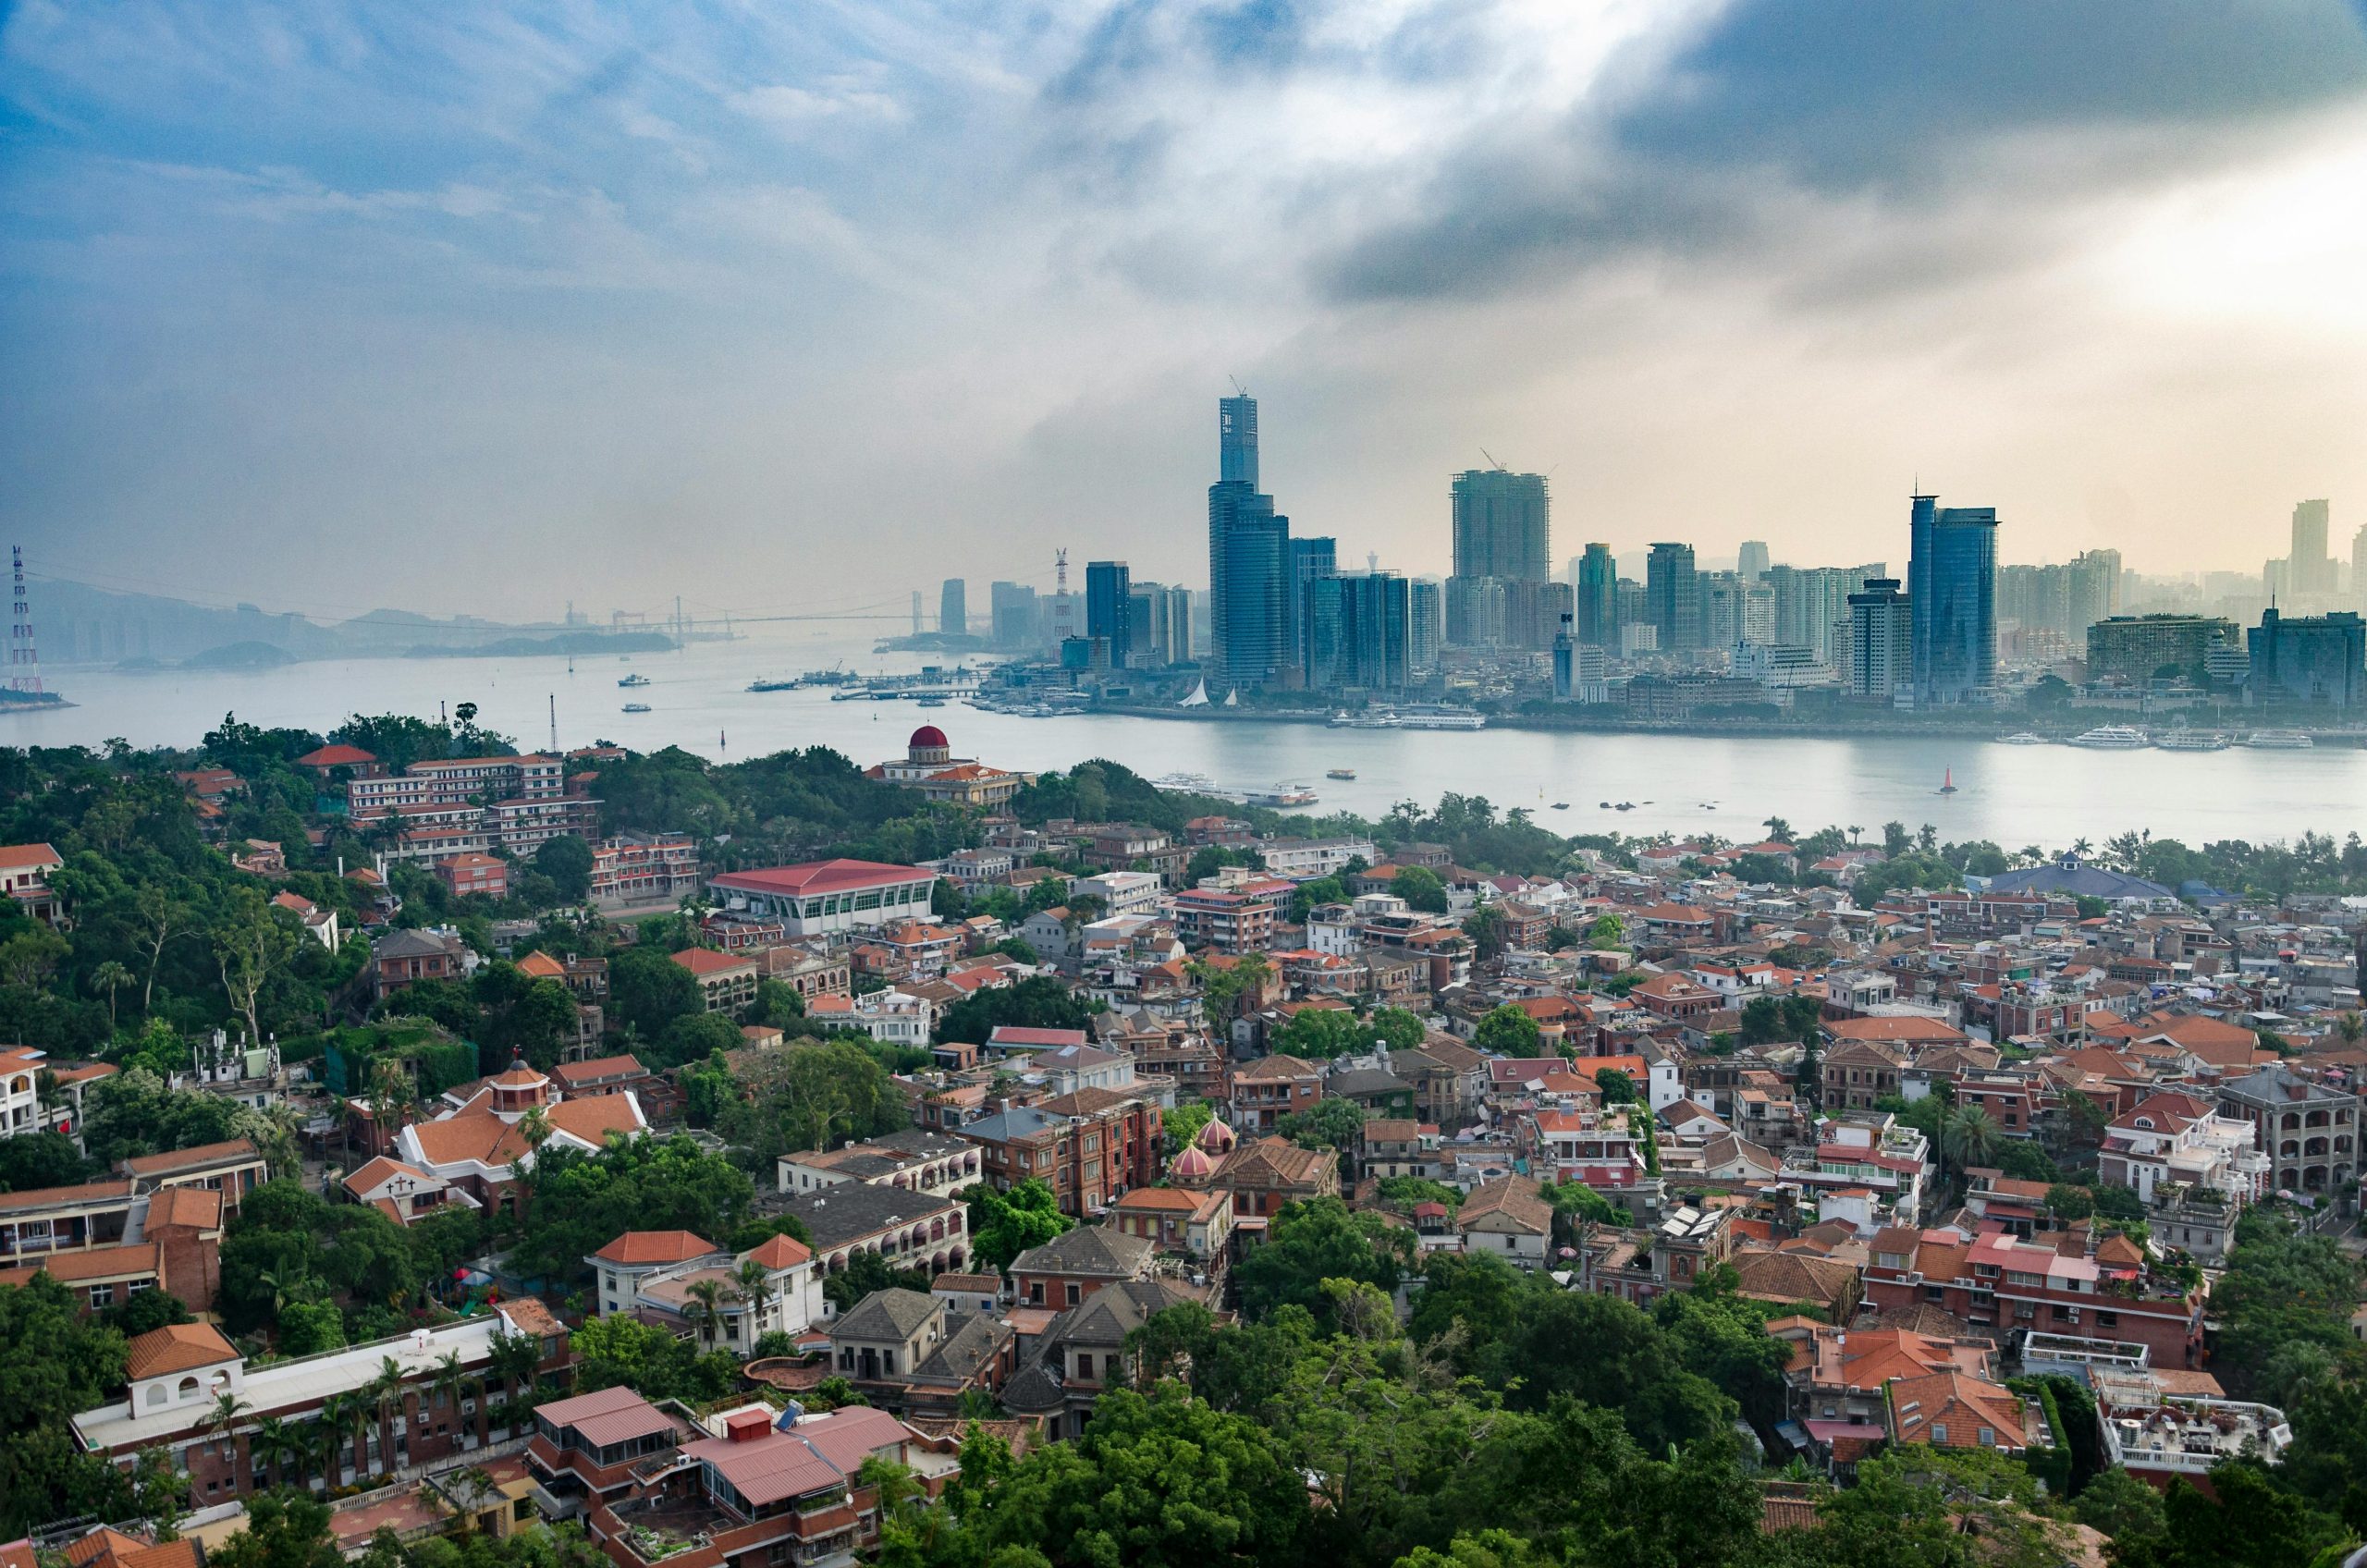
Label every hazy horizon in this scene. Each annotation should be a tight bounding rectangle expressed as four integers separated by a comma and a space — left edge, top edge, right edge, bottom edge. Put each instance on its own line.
6, 2, 2366, 621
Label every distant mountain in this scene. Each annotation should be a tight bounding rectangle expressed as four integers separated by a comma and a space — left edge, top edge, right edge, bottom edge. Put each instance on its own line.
31, 578, 672, 666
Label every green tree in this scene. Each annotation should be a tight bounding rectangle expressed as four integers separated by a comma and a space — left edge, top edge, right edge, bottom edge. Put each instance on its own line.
964, 1179, 1073, 1272
1392, 866, 1451, 914
1470, 1005, 1542, 1058
530, 836, 595, 902
1233, 1197, 1408, 1331
607, 946, 703, 1038
934, 975, 1096, 1045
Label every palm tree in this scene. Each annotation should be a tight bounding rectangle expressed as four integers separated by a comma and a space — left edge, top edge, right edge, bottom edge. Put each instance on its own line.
2336, 1011, 2364, 1047
2070, 838, 2093, 859
249, 1415, 294, 1492
370, 1358, 410, 1480
90, 960, 136, 1031
257, 1266, 314, 1318
430, 1352, 474, 1450
518, 1104, 552, 1150
315, 1392, 361, 1485
206, 1389, 251, 1488
485, 1329, 542, 1425
1940, 1107, 2002, 1186
733, 1257, 775, 1341
1762, 816, 1794, 844
1846, 826, 1863, 847
684, 1277, 730, 1349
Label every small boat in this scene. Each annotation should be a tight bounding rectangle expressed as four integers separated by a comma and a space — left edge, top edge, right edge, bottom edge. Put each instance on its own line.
1614, 802, 1635, 812
2069, 725, 2150, 750
1938, 768, 1957, 795
1326, 768, 1356, 780
2244, 729, 2314, 749
619, 673, 651, 688
1551, 802, 1570, 811
621, 702, 652, 713
1997, 732, 2048, 745
1600, 801, 1612, 809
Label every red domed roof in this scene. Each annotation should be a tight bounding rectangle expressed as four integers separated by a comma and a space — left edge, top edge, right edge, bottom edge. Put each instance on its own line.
908, 724, 950, 749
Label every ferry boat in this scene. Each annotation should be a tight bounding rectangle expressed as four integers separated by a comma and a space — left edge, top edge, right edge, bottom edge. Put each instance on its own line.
1241, 784, 1320, 808
1325, 768, 1357, 780
2154, 729, 2230, 752
1153, 771, 1218, 792
1997, 732, 2049, 745
2068, 725, 2150, 749
2243, 729, 2315, 749
1326, 704, 1486, 730
621, 702, 652, 713
746, 679, 797, 692
619, 673, 651, 688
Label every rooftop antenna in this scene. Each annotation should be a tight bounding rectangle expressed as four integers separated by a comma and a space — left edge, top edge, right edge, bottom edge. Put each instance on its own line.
548, 693, 558, 753
1480, 448, 1507, 472
6, 546, 42, 696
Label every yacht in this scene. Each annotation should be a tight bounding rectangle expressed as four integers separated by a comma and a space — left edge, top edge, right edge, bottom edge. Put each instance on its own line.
1241, 784, 1320, 808
621, 702, 652, 713
2068, 725, 2150, 749
2243, 729, 2315, 749
1325, 767, 1357, 780
1997, 732, 2049, 745
619, 673, 651, 689
2154, 729, 2230, 752
1153, 771, 1218, 791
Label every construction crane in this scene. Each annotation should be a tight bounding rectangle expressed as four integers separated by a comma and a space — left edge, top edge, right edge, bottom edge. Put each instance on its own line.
1478, 447, 1508, 472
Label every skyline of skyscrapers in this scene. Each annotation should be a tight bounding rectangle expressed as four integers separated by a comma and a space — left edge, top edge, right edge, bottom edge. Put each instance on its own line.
1206, 392, 1293, 690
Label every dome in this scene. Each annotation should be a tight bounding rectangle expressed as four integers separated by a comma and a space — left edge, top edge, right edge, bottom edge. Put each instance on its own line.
908, 724, 950, 750
1196, 1116, 1236, 1153
1170, 1145, 1218, 1180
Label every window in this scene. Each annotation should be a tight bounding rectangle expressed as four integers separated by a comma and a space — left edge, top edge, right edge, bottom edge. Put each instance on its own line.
1065, 1283, 1082, 1305
1978, 1427, 1996, 1447
1929, 1425, 1948, 1444
90, 1283, 115, 1308
1074, 1354, 1094, 1379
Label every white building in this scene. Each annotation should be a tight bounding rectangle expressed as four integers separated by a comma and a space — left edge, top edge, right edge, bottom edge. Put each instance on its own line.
2098, 1090, 2269, 1205
1071, 870, 1165, 918
708, 858, 938, 939
1258, 837, 1378, 879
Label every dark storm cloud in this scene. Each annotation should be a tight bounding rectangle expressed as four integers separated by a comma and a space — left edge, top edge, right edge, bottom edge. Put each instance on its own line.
1323, 0, 2367, 302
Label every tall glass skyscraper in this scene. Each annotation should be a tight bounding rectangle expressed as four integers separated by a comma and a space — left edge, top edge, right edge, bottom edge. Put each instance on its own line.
939, 579, 967, 637
1450, 471, 1551, 580
1303, 571, 1410, 692
1646, 543, 1699, 650
1085, 560, 1132, 670
1576, 543, 1617, 647
1908, 495, 1999, 706
1207, 393, 1292, 690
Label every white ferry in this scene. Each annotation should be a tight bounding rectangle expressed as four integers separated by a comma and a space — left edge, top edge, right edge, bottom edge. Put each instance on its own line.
1996, 732, 2050, 745
2243, 729, 2315, 749
2068, 726, 2151, 750
1241, 784, 1320, 808
2153, 729, 2230, 752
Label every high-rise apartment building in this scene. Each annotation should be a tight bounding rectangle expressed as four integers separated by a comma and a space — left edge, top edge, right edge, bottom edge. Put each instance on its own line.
1288, 536, 1337, 674
1766, 565, 1856, 664
939, 579, 968, 638
1450, 470, 1550, 581
1207, 393, 1292, 690
2086, 615, 2237, 686
1303, 571, 1411, 692
1576, 544, 1617, 648
1907, 496, 1998, 706
2247, 609, 2364, 708
1127, 582, 1192, 667
1847, 578, 1913, 700
1737, 541, 1771, 582
1409, 580, 1442, 673
989, 582, 1037, 651
2067, 548, 2122, 632
1646, 543, 1700, 651
1085, 560, 1133, 672
2292, 499, 2334, 596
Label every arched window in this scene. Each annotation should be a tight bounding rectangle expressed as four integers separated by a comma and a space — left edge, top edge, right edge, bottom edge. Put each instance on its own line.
147, 1384, 168, 1408
178, 1377, 201, 1402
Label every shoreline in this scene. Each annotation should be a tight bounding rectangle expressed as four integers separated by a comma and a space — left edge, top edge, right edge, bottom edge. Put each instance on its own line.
1084, 701, 2367, 748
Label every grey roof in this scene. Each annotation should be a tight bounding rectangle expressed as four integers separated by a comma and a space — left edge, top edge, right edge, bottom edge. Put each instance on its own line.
870, 1128, 976, 1159
1979, 862, 2173, 901
373, 928, 459, 960
998, 1353, 1067, 1414
829, 1288, 942, 1343
1009, 1224, 1154, 1280
1328, 1068, 1410, 1099
2221, 1063, 2351, 1109
960, 1107, 1061, 1145
776, 1183, 962, 1251
1039, 1279, 1199, 1352
911, 1312, 1014, 1387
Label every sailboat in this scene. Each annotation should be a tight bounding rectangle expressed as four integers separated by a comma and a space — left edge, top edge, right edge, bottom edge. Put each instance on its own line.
1938, 768, 1958, 795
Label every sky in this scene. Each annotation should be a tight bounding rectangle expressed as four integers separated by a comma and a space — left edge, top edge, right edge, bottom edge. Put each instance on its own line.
4, 0, 2366, 624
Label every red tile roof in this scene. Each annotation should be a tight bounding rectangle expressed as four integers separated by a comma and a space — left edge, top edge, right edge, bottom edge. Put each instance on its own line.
709, 859, 933, 896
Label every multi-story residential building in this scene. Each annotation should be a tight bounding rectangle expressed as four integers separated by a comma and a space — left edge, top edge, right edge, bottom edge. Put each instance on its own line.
2092, 1368, 2292, 1488
775, 1130, 980, 1200
1107, 1185, 1233, 1260
589, 832, 702, 905
1171, 881, 1284, 953
1864, 1225, 2205, 1367
1821, 1038, 1907, 1109
1788, 1120, 1932, 1225
2215, 1064, 2359, 1196
570, 1395, 931, 1568
594, 1231, 824, 1355
2246, 608, 2364, 708
1070, 870, 1164, 916
1226, 1055, 1323, 1133
1455, 1176, 1553, 1269
671, 948, 760, 1013
1846, 577, 1912, 701
0, 841, 66, 925
1009, 1225, 1155, 1310
1775, 1322, 1999, 1430
706, 859, 938, 939
771, 1182, 971, 1277
1196, 1134, 1339, 1218
349, 755, 568, 816
958, 1092, 1161, 1217
2097, 1090, 2268, 1205
77, 1303, 571, 1507
434, 852, 509, 900
370, 927, 471, 1002
1002, 1279, 1207, 1441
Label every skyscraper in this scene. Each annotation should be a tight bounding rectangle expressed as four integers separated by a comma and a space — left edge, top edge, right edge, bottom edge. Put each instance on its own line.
1737, 540, 1771, 582
1409, 579, 1442, 673
2248, 608, 2364, 708
2292, 499, 2335, 596
1848, 577, 1913, 700
1085, 560, 1133, 671
1576, 543, 1617, 648
2067, 548, 2122, 632
1206, 392, 1292, 690
1303, 571, 1411, 692
1288, 536, 1336, 675
1220, 395, 1258, 488
1646, 543, 1699, 651
1907, 496, 1998, 706
1450, 470, 1550, 581
988, 581, 1037, 650
939, 579, 967, 637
